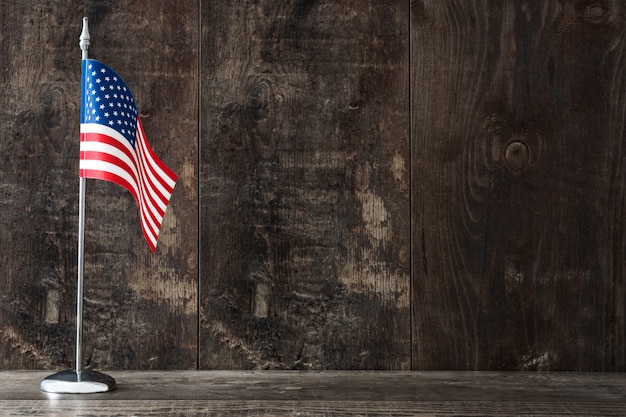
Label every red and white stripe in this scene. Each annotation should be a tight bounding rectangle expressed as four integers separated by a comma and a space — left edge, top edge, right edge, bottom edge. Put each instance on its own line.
79, 117, 177, 252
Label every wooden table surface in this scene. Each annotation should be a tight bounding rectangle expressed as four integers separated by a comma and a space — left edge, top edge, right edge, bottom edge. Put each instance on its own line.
1, 371, 624, 416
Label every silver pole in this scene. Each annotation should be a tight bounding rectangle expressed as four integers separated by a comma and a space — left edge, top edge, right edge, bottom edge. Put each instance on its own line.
77, 16, 90, 380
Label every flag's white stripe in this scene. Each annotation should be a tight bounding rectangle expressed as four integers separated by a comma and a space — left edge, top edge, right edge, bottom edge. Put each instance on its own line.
137, 127, 175, 198
136, 130, 172, 215
80, 159, 140, 198
80, 122, 175, 251
127, 130, 169, 219
137, 141, 169, 213
138, 126, 177, 189
80, 141, 140, 184
136, 156, 161, 236
136, 148, 166, 223
81, 130, 165, 235
140, 195, 158, 245
138, 145, 171, 211
81, 123, 134, 153
81, 123, 166, 223
81, 156, 160, 245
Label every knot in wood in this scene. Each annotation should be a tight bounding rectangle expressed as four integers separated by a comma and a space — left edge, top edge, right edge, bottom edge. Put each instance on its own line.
504, 141, 530, 171
577, 2, 611, 25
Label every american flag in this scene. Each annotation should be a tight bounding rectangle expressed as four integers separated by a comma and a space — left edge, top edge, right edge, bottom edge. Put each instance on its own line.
80, 59, 177, 252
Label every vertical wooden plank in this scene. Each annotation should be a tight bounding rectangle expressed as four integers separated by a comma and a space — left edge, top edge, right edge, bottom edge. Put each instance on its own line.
0, 1, 81, 368
200, 1, 410, 369
0, 1, 198, 369
412, 0, 626, 370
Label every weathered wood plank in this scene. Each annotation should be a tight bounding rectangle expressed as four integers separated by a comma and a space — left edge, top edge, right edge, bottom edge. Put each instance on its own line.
200, 1, 410, 369
6, 371, 626, 401
0, 1, 198, 369
2, 371, 626, 416
412, 1, 626, 370
2, 400, 626, 417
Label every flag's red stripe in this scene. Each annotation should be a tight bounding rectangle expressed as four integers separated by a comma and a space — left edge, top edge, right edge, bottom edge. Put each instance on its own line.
83, 161, 159, 251
133, 137, 165, 231
138, 138, 175, 197
137, 118, 178, 186
80, 123, 176, 252
136, 121, 175, 215
81, 132, 136, 165
136, 123, 175, 206
134, 159, 160, 236
80, 151, 140, 193
140, 155, 168, 214
135, 145, 167, 218
80, 169, 139, 206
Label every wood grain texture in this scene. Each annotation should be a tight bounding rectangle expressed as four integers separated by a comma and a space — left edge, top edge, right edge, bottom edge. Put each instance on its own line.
3, 0, 626, 373
200, 0, 410, 369
2, 371, 626, 416
412, 0, 626, 370
0, 1, 198, 370
2, 401, 625, 417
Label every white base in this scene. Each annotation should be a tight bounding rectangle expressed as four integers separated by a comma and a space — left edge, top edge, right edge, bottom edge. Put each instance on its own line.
40, 370, 116, 394
40, 379, 110, 394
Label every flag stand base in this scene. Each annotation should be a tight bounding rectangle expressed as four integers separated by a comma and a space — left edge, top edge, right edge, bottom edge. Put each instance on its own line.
40, 369, 116, 394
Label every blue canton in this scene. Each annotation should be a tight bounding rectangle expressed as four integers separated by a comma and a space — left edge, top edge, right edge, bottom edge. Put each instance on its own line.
82, 59, 139, 148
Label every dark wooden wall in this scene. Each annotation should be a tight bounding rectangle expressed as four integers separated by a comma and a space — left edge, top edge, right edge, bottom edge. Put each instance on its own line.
412, 0, 626, 371
199, 0, 409, 370
0, 0, 623, 371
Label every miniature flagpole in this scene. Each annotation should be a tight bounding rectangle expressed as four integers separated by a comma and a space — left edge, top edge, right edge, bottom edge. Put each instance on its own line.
75, 14, 89, 381
40, 17, 116, 394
